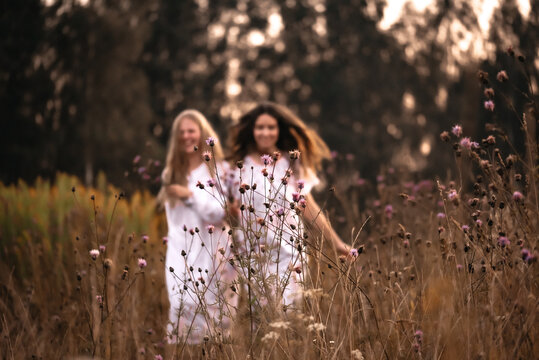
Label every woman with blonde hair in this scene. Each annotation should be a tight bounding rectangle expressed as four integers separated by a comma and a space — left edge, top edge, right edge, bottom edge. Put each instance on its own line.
228, 102, 351, 309
160, 109, 235, 347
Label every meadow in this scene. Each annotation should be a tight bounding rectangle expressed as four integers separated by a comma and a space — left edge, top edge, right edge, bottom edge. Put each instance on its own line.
1, 67, 537, 360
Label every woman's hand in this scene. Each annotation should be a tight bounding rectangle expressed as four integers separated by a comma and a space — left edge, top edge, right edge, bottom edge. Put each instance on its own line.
226, 198, 241, 219
166, 184, 192, 200
302, 193, 353, 256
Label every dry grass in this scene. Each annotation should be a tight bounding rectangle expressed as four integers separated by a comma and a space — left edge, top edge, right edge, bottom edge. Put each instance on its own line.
1, 61, 538, 359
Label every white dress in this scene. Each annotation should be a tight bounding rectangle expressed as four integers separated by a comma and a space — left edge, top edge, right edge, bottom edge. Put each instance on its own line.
232, 154, 319, 307
164, 162, 236, 344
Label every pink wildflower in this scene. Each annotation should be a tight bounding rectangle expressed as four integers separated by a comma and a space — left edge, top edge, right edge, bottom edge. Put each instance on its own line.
460, 137, 472, 150
451, 125, 462, 137
447, 189, 458, 201
484, 100, 495, 111
89, 249, 100, 260
205, 137, 217, 146
498, 236, 510, 247
260, 154, 273, 166
512, 191, 524, 201
384, 204, 393, 219
138, 258, 147, 269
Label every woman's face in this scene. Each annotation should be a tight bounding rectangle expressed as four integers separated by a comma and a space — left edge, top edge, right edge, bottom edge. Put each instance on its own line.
253, 113, 279, 153
177, 118, 201, 154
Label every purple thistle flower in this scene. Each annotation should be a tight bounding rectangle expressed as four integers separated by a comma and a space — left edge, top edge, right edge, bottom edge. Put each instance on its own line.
133, 155, 141, 164
89, 249, 100, 260
292, 192, 301, 202
521, 248, 530, 260
298, 198, 307, 208
384, 204, 393, 219
137, 166, 146, 174
99, 245, 106, 253
96, 295, 103, 304
260, 154, 273, 166
162, 236, 168, 245
475, 219, 483, 227
498, 236, 510, 247
138, 258, 147, 269
461, 225, 470, 233
155, 355, 163, 360
512, 191, 524, 201
460, 137, 472, 150
447, 189, 458, 201
203, 151, 212, 162
206, 179, 216, 187
297, 179, 305, 190
484, 100, 495, 111
456, 264, 463, 271
205, 137, 217, 146
276, 208, 285, 216
207, 225, 215, 234
350, 248, 359, 257
414, 329, 423, 343
451, 125, 462, 137
436, 212, 446, 219
142, 235, 149, 243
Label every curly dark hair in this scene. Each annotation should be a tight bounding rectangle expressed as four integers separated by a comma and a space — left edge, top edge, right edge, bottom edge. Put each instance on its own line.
228, 102, 330, 171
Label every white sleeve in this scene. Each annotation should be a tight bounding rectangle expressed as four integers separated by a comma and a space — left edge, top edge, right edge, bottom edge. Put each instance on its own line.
301, 167, 320, 194
189, 185, 226, 224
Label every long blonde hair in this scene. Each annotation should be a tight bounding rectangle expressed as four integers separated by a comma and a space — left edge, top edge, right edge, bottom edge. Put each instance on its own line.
158, 109, 224, 204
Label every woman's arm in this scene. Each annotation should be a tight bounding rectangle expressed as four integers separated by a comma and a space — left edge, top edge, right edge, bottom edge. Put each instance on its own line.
166, 184, 192, 199
302, 193, 350, 256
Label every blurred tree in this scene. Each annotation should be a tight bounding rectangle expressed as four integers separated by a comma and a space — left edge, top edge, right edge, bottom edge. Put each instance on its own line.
1, 0, 536, 190
1, 0, 159, 187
